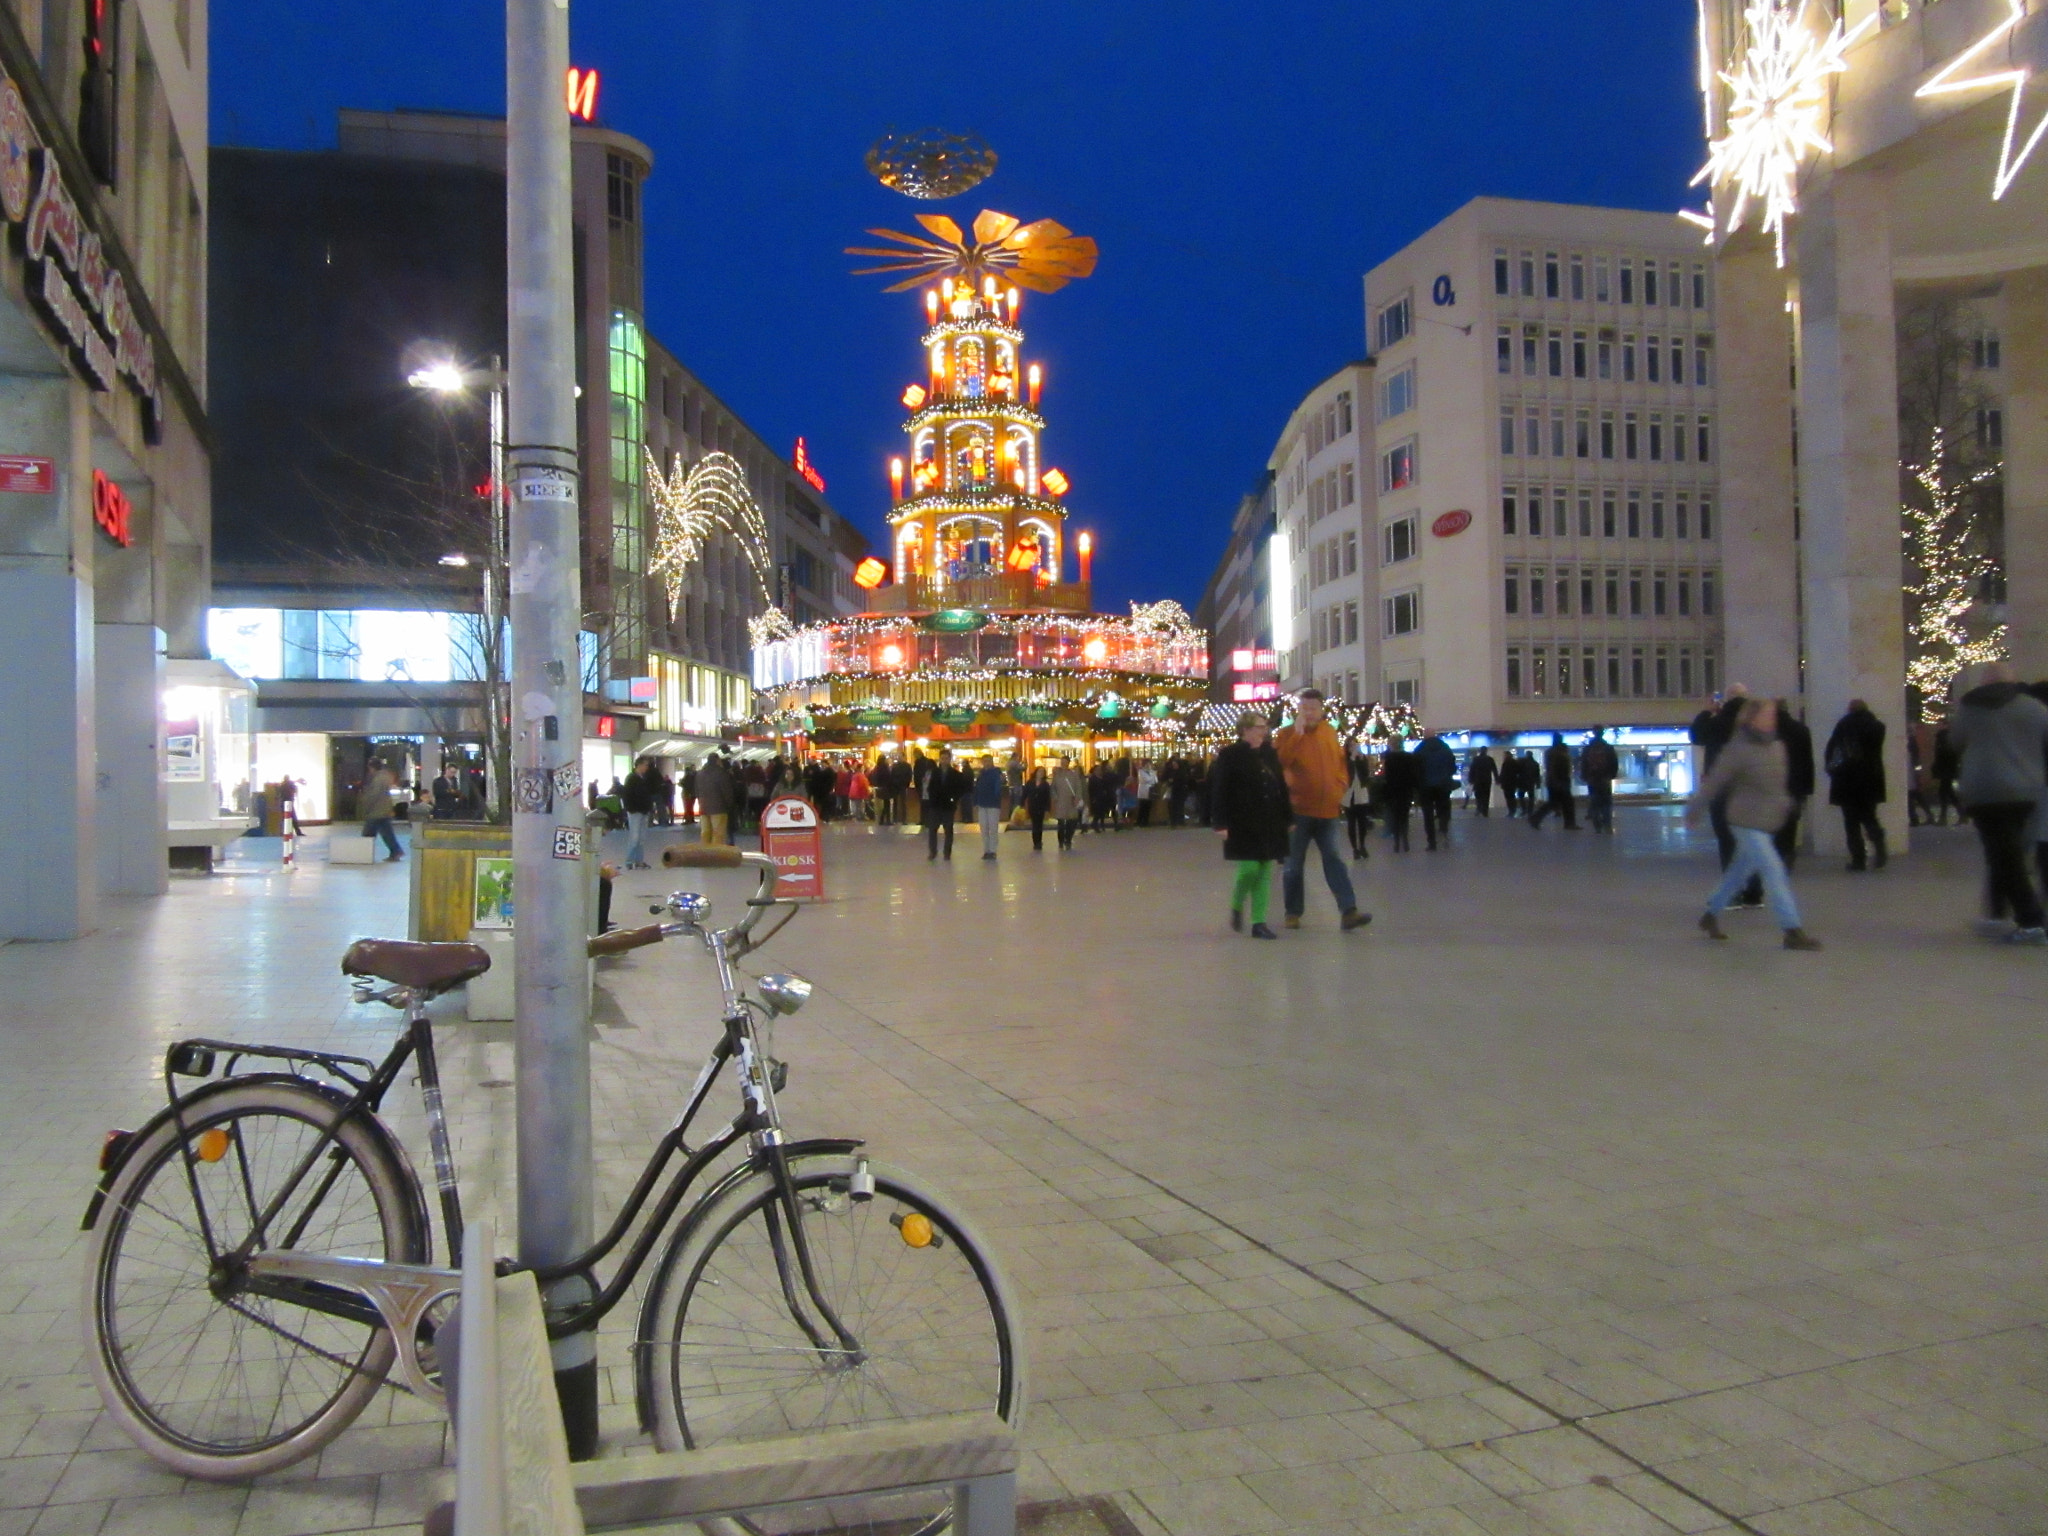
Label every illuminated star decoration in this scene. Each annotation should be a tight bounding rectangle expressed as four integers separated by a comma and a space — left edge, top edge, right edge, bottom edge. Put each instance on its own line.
1692, 0, 1873, 266
645, 449, 782, 625
847, 209, 1098, 294
1915, 0, 2047, 201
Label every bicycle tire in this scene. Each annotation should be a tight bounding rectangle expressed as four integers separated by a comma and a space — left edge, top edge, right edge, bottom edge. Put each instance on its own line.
83, 1078, 424, 1479
641, 1155, 1023, 1536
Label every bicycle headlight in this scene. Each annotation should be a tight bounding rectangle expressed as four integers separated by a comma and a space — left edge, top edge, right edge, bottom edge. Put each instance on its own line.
756, 973, 812, 1016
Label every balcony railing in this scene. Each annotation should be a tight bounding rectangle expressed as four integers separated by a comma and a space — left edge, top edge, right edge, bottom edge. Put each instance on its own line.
864, 576, 1094, 615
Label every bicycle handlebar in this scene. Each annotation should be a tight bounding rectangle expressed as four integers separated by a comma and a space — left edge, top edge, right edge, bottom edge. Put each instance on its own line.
587, 923, 667, 958
661, 844, 744, 869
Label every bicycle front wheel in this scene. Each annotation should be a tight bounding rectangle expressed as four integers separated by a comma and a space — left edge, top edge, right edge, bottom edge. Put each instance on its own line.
642, 1155, 1022, 1535
83, 1079, 424, 1479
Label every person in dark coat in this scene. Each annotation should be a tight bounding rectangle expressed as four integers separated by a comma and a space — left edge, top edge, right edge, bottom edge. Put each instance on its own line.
1467, 747, 1498, 817
1413, 732, 1458, 850
1774, 701, 1816, 872
1692, 690, 1749, 878
922, 748, 966, 861
1379, 742, 1419, 852
1021, 767, 1053, 851
1578, 730, 1620, 833
1527, 735, 1579, 829
1825, 698, 1888, 870
1210, 712, 1292, 939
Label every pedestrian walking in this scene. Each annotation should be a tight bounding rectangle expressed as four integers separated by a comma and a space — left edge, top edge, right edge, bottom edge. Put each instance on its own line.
1906, 724, 1935, 826
1274, 690, 1370, 931
680, 762, 698, 824
1134, 760, 1159, 827
1949, 662, 2048, 944
1050, 756, 1085, 850
1210, 711, 1292, 939
696, 752, 734, 846
923, 748, 964, 861
1824, 699, 1888, 871
1467, 746, 1497, 817
620, 757, 660, 868
1526, 734, 1579, 830
1932, 728, 1963, 824
1343, 751, 1373, 861
1690, 697, 1823, 950
1692, 691, 1749, 883
359, 758, 404, 862
1579, 729, 1619, 833
1022, 767, 1052, 850
973, 754, 1006, 859
1380, 743, 1416, 852
1414, 731, 1457, 850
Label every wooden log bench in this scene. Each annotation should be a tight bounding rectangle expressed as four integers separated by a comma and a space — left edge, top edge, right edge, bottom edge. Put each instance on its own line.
425, 1220, 1017, 1536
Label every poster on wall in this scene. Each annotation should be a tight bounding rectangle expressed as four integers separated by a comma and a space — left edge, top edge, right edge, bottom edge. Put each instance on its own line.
473, 856, 514, 929
164, 731, 203, 781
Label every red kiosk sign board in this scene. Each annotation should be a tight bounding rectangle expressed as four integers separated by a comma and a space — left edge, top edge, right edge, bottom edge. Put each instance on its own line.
760, 795, 823, 899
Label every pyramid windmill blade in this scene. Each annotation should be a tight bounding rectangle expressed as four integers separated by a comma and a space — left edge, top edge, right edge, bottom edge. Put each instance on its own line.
971, 210, 1021, 245
913, 213, 966, 245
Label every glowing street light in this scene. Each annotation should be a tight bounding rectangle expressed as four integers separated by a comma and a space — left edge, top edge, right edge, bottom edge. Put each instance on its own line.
406, 361, 470, 394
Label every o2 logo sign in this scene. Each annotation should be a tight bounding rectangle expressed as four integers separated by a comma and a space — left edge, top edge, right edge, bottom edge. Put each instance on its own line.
1431, 274, 1456, 308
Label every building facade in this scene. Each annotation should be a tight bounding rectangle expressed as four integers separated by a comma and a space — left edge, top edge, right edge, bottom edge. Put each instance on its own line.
1361, 198, 1726, 758
1695, 0, 2046, 851
0, 0, 214, 939
1196, 471, 1277, 701
208, 109, 865, 816
1269, 363, 1375, 703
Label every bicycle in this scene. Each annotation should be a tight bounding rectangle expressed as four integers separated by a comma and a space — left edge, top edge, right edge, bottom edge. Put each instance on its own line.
81, 844, 1022, 1531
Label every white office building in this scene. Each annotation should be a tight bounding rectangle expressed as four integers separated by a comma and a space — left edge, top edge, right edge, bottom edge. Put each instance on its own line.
1270, 363, 1376, 704
1356, 198, 1727, 771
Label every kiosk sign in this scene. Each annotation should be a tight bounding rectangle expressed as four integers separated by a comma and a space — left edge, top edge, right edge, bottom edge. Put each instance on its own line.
760, 795, 824, 899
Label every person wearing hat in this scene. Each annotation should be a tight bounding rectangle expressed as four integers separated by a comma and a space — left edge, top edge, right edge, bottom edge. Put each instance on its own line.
1209, 711, 1293, 939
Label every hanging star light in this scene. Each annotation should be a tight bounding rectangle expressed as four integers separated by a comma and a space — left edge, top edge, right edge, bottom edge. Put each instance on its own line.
645, 449, 783, 625
1915, 0, 2047, 201
1692, 0, 1873, 265
847, 209, 1098, 294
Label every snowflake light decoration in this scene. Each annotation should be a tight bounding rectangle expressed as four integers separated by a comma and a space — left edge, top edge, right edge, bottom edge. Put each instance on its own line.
1915, 0, 2047, 201
645, 449, 786, 632
1693, 0, 1871, 265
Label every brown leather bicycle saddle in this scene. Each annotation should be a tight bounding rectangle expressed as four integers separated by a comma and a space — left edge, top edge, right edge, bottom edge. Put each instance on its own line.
341, 939, 492, 995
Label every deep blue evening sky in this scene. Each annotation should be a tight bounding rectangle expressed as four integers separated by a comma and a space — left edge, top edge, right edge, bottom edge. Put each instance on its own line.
214, 2, 1705, 612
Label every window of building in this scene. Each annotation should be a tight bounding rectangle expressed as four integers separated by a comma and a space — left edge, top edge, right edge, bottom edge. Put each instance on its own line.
1680, 648, 1694, 697
1522, 325, 1540, 375
1378, 363, 1417, 421
1502, 490, 1518, 535
1382, 514, 1418, 565
1691, 265, 1708, 310
1527, 488, 1543, 536
1624, 412, 1640, 460
1978, 408, 2004, 451
1525, 408, 1542, 458
1697, 415, 1713, 462
1974, 331, 2002, 369
1653, 572, 1668, 615
1313, 608, 1327, 652
1570, 254, 1585, 301
1309, 478, 1324, 522
1500, 408, 1517, 456
1603, 493, 1617, 538
1694, 335, 1713, 386
1550, 409, 1566, 458
1381, 438, 1417, 491
1497, 326, 1512, 373
1384, 588, 1421, 636
1631, 648, 1646, 696
1702, 570, 1717, 615
1622, 334, 1637, 383
1547, 329, 1563, 377
1672, 414, 1687, 462
1494, 250, 1510, 296
1649, 415, 1664, 461
1336, 391, 1354, 434
1519, 251, 1535, 297
1344, 601, 1359, 645
1504, 568, 1521, 614
1575, 409, 1591, 458
1532, 647, 1548, 696
1578, 492, 1593, 537
1600, 411, 1616, 459
1342, 528, 1358, 573
1529, 567, 1545, 616
1556, 570, 1572, 616
1627, 493, 1642, 538
1699, 497, 1714, 539
1670, 337, 1685, 384
1645, 334, 1661, 385
1572, 331, 1588, 378
1374, 293, 1412, 351
1675, 495, 1690, 538
1598, 329, 1614, 380
1340, 461, 1356, 505
1558, 641, 1575, 695
1620, 260, 1635, 305
1678, 572, 1692, 616
1389, 675, 1419, 707
1607, 649, 1622, 695
1312, 541, 1325, 586
1704, 651, 1718, 696
1545, 252, 1560, 298
1668, 263, 1682, 307
1596, 256, 1611, 303
1644, 263, 1659, 306
1580, 569, 1596, 613
1605, 569, 1621, 616
1506, 648, 1523, 697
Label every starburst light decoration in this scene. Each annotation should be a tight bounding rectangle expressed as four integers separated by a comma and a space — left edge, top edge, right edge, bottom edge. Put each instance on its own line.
847, 210, 1099, 294
645, 449, 781, 623
1693, 0, 1872, 265
1915, 0, 2047, 201
1902, 428, 2006, 702
865, 129, 998, 200
1128, 599, 1198, 637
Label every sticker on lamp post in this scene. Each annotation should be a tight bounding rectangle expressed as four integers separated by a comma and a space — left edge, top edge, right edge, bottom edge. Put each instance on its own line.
760, 795, 823, 899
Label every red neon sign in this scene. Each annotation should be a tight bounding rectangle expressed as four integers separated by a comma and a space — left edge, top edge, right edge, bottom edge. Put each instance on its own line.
91, 468, 131, 547
594, 715, 615, 739
565, 68, 600, 122
792, 437, 826, 493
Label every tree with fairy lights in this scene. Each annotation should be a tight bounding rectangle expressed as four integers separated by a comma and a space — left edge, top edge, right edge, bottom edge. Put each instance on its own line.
1902, 429, 2005, 703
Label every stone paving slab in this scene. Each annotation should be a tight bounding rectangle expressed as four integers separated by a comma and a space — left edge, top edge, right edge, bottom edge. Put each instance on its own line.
1, 808, 2043, 1535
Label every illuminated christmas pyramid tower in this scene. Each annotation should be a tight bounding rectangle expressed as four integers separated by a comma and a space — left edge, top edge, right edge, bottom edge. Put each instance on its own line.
849, 210, 1097, 613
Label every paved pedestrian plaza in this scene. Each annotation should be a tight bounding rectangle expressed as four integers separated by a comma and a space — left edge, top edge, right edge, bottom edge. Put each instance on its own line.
2, 807, 2045, 1536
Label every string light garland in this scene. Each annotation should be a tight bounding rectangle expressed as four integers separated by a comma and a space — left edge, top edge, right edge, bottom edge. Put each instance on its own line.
1915, 0, 2047, 201
1902, 427, 2006, 702
646, 448, 795, 641
1692, 0, 1873, 266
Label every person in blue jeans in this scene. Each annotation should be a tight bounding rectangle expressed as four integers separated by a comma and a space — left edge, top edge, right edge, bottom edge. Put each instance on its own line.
1273, 690, 1371, 931
972, 754, 1007, 859
1689, 697, 1822, 950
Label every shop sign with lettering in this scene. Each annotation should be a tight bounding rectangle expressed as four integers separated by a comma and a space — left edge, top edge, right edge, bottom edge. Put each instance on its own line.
0, 76, 161, 437
91, 468, 131, 546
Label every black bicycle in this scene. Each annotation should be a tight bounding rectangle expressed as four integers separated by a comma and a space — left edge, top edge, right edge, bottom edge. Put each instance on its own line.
81, 844, 1021, 1532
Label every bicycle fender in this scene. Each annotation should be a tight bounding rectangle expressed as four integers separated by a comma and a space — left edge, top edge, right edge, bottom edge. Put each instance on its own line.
81, 1074, 429, 1250
630, 1136, 863, 1433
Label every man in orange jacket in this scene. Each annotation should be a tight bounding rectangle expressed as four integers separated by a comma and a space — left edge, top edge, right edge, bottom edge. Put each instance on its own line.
1274, 690, 1371, 931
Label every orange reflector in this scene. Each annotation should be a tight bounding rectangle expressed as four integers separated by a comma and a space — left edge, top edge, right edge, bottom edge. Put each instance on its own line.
196, 1128, 232, 1163
895, 1211, 934, 1248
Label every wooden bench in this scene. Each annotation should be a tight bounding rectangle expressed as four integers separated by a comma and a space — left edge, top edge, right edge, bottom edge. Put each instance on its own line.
425, 1218, 1017, 1536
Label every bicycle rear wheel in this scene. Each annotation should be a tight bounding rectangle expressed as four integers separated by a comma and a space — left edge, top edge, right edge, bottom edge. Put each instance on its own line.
83, 1079, 423, 1479
642, 1155, 1022, 1536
